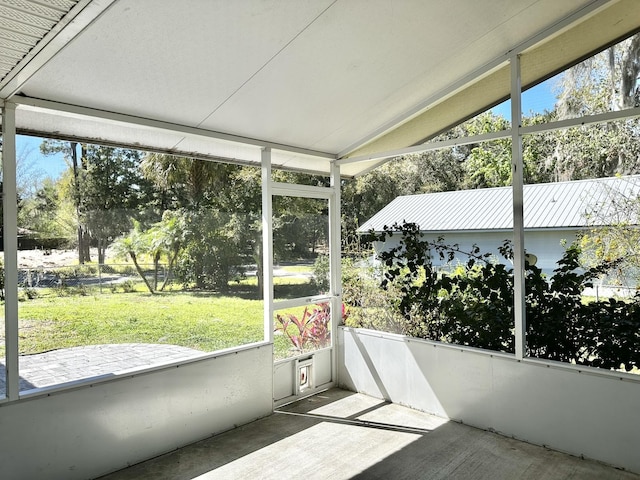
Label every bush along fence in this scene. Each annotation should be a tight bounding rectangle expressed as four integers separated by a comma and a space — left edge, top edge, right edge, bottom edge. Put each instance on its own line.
356, 222, 640, 373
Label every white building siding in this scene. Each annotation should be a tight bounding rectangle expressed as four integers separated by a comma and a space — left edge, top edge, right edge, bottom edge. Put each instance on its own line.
375, 229, 580, 277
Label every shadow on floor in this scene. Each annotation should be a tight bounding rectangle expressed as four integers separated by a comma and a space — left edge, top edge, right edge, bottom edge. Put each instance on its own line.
97, 388, 640, 480
0, 362, 36, 397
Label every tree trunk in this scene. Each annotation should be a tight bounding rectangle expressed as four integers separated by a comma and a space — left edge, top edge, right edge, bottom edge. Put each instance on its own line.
82, 229, 91, 263
71, 142, 85, 264
255, 241, 263, 300
153, 251, 160, 291
77, 225, 85, 264
159, 247, 179, 291
130, 251, 154, 294
621, 34, 640, 109
97, 238, 105, 264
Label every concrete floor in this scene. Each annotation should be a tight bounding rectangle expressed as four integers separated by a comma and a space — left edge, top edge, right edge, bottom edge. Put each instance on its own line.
98, 388, 639, 480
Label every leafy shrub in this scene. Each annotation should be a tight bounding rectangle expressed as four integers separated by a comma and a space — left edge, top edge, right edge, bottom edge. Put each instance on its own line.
173, 210, 245, 293
22, 287, 39, 300
311, 254, 330, 292
73, 283, 89, 296
342, 255, 407, 334
120, 279, 136, 293
360, 222, 640, 372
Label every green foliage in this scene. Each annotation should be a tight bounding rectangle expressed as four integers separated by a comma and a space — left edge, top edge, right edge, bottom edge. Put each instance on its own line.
312, 254, 330, 292
342, 254, 407, 334
21, 287, 38, 300
577, 178, 640, 287
173, 209, 245, 292
119, 279, 137, 293
19, 177, 71, 240
112, 220, 156, 293
273, 195, 328, 261
342, 160, 423, 220
361, 222, 640, 372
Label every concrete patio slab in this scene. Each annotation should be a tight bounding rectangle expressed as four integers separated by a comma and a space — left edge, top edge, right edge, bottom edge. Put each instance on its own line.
0, 344, 204, 396
97, 388, 640, 480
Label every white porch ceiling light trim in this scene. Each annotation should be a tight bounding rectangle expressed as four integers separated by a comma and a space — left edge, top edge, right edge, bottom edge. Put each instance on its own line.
13, 96, 334, 158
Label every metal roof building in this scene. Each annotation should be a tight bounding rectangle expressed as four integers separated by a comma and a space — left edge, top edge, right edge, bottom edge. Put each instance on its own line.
360, 176, 640, 233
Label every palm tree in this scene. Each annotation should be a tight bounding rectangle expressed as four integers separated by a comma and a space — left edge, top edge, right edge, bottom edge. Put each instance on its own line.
112, 220, 155, 294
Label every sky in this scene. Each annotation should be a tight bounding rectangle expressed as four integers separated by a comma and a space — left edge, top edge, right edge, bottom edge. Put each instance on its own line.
491, 73, 561, 119
17, 134, 67, 180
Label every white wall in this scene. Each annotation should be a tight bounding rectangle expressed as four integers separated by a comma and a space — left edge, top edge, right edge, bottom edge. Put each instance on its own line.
338, 327, 640, 474
376, 229, 580, 277
0, 344, 273, 480
274, 347, 333, 406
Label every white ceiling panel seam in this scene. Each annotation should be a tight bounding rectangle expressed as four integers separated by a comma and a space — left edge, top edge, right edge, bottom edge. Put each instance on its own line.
194, 0, 339, 131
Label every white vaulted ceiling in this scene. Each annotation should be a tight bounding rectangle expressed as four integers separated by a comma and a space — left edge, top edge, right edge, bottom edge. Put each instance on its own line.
1, 0, 639, 176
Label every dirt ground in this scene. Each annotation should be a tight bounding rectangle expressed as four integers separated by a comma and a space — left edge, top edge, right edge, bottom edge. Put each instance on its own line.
16, 248, 105, 269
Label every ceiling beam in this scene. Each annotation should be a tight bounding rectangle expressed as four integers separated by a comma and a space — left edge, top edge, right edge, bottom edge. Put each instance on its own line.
12, 95, 336, 160
337, 130, 511, 166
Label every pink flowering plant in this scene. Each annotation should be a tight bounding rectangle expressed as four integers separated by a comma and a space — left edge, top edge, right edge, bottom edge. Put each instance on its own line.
276, 303, 348, 354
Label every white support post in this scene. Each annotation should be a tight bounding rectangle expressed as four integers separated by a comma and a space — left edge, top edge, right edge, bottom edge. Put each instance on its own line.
261, 148, 274, 344
511, 55, 526, 360
329, 162, 342, 382
2, 102, 19, 400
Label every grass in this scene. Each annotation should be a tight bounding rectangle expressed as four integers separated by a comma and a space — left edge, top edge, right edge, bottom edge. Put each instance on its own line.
277, 264, 314, 273
2, 252, 324, 364
3, 289, 297, 360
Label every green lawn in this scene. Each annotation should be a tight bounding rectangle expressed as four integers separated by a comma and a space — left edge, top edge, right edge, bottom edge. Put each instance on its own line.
7, 290, 295, 359
277, 264, 314, 273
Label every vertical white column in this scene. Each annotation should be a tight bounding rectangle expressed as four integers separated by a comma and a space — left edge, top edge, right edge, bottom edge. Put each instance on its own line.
261, 148, 274, 344
2, 102, 19, 400
511, 55, 526, 360
329, 162, 341, 382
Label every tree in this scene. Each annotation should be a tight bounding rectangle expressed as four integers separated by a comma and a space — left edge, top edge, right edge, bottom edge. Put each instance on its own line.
341, 158, 427, 242
0, 141, 48, 237
79, 146, 147, 264
18, 177, 70, 240
145, 211, 185, 291
40, 140, 89, 262
578, 178, 640, 287
140, 154, 256, 291
41, 141, 153, 264
112, 220, 155, 294
550, 33, 640, 180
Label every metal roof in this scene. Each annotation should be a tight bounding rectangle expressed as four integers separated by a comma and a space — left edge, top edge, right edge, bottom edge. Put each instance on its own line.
359, 176, 640, 233
1, 1, 639, 176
